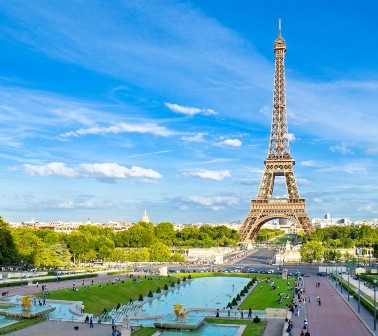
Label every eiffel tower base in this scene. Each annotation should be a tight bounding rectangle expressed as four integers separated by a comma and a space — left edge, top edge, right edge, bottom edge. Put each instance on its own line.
239, 199, 314, 243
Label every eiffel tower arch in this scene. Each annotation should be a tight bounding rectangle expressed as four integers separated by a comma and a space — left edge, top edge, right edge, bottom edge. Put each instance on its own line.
239, 20, 314, 244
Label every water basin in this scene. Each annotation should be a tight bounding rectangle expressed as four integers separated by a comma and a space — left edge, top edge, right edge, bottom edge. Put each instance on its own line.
139, 277, 250, 316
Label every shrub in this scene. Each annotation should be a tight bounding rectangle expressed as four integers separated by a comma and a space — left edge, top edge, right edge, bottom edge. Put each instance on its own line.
188, 274, 192, 279
236, 294, 241, 301
129, 298, 133, 303
156, 286, 161, 293
138, 294, 144, 301
231, 298, 238, 306
148, 290, 153, 297
253, 315, 261, 323
177, 279, 181, 284
164, 284, 168, 290
171, 281, 175, 287
183, 277, 186, 282
116, 303, 120, 310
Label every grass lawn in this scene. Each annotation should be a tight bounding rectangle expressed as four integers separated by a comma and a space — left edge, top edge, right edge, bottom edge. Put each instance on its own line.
132, 327, 157, 336
0, 317, 45, 335
36, 275, 179, 316
239, 276, 295, 310
206, 318, 266, 336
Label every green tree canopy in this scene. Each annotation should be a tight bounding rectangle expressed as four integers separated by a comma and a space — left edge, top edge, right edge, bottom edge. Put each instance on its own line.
300, 241, 325, 263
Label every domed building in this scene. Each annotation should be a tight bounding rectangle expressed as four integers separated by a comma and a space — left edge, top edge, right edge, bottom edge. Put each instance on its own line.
140, 210, 150, 223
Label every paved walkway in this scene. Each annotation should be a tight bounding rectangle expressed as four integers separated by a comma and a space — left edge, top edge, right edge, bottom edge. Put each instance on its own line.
263, 318, 284, 336
7, 320, 114, 336
290, 276, 373, 336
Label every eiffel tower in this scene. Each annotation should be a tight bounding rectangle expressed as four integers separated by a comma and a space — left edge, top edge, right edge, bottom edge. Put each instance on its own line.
239, 20, 314, 243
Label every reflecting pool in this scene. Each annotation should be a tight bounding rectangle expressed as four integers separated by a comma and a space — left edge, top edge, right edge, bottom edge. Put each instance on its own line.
139, 277, 250, 316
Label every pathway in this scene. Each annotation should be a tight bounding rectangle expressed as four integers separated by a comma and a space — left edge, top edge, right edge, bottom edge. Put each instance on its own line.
7, 320, 114, 336
290, 276, 372, 336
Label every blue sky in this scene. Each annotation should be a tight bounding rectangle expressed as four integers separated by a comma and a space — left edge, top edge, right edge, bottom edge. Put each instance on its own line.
0, 0, 378, 224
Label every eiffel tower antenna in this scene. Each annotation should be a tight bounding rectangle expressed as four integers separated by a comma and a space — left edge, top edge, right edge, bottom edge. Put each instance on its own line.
239, 21, 314, 243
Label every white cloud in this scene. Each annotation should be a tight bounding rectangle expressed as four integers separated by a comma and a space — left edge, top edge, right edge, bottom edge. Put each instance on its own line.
287, 133, 296, 141
187, 195, 238, 210
301, 160, 321, 167
317, 162, 367, 174
165, 103, 217, 116
181, 133, 206, 142
365, 147, 378, 155
23, 162, 162, 180
330, 142, 354, 155
24, 162, 77, 177
61, 122, 174, 138
296, 178, 310, 185
218, 139, 242, 147
184, 169, 231, 181
314, 198, 323, 203
357, 204, 374, 212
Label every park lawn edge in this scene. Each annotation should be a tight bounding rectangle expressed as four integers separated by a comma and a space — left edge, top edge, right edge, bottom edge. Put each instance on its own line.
0, 317, 45, 334
206, 318, 267, 336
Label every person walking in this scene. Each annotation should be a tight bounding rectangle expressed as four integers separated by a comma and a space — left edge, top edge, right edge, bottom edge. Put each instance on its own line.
89, 316, 93, 328
248, 308, 252, 318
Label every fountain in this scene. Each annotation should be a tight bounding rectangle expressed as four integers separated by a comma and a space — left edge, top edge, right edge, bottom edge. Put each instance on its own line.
154, 304, 205, 330
0, 296, 55, 319
173, 304, 187, 321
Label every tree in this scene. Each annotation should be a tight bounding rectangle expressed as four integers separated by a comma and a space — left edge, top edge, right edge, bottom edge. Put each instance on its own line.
300, 241, 325, 263
127, 223, 155, 247
149, 242, 171, 262
66, 231, 89, 264
0, 218, 17, 263
155, 222, 176, 245
12, 227, 45, 265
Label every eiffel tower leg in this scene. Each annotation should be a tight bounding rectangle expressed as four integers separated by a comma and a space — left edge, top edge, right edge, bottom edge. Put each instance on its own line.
240, 216, 257, 243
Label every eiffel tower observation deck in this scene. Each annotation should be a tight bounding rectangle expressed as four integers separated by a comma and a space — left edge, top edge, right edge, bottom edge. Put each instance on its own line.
239, 20, 314, 243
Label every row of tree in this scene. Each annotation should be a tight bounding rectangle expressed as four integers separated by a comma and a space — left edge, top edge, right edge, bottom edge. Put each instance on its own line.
0, 217, 239, 266
299, 225, 378, 248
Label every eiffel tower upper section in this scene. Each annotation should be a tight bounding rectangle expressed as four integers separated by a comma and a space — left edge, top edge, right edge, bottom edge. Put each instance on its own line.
268, 20, 290, 160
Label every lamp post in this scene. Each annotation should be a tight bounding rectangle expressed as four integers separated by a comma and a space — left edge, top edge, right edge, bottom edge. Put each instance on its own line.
374, 279, 377, 331
340, 265, 343, 294
347, 269, 350, 301
358, 274, 361, 313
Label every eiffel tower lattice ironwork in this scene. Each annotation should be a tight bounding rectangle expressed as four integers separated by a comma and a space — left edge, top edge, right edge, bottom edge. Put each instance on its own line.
239, 20, 314, 243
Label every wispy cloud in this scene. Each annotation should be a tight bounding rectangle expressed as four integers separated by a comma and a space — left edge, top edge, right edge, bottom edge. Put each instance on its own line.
218, 139, 242, 147
287, 133, 296, 142
128, 150, 174, 158
23, 162, 162, 180
184, 169, 231, 181
186, 195, 238, 211
61, 122, 175, 138
330, 142, 354, 155
165, 103, 217, 116
181, 133, 207, 142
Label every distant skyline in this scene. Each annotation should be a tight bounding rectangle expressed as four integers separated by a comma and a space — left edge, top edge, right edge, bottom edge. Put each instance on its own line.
1, 0, 378, 224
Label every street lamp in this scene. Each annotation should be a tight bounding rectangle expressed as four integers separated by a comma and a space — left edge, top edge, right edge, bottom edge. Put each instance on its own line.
374, 279, 377, 331
347, 269, 350, 301
358, 274, 361, 313
340, 267, 343, 294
